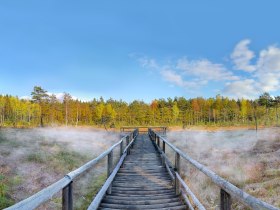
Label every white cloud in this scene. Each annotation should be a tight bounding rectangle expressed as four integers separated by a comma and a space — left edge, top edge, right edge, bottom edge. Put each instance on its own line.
47, 92, 78, 102
225, 44, 280, 98
138, 57, 159, 69
177, 58, 238, 81
136, 39, 280, 99
20, 96, 31, 100
160, 69, 205, 90
223, 79, 257, 99
160, 69, 185, 87
256, 46, 280, 92
231, 39, 256, 72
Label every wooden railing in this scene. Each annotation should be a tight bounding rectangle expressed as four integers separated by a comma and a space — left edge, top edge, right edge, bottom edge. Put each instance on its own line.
148, 129, 279, 210
121, 126, 167, 135
5, 129, 139, 210
87, 130, 138, 210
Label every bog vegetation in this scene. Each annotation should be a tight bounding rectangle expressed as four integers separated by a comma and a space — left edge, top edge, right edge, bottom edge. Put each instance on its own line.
0, 128, 119, 209
0, 86, 280, 128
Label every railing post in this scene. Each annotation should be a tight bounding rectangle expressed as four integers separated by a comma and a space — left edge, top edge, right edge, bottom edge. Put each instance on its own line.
175, 152, 181, 195
161, 153, 165, 166
107, 150, 113, 194
126, 135, 129, 146
163, 141, 165, 153
120, 139, 123, 158
62, 181, 73, 210
220, 189, 231, 210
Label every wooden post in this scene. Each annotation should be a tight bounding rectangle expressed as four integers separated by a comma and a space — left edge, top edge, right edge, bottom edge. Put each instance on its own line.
175, 152, 181, 195
156, 136, 159, 147
161, 153, 165, 166
107, 151, 113, 194
62, 181, 73, 210
120, 140, 123, 158
220, 189, 231, 210
126, 135, 129, 146
163, 141, 165, 153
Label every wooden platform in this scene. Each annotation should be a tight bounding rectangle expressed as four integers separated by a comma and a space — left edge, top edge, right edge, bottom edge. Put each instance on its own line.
98, 134, 186, 210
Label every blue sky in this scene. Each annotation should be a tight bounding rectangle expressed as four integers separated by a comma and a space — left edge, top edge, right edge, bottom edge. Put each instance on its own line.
1, 1, 280, 102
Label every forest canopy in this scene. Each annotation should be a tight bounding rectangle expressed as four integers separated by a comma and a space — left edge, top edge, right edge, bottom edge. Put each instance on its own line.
0, 86, 280, 128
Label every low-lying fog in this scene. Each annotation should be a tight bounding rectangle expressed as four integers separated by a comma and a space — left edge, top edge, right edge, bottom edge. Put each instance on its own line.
0, 127, 120, 209
0, 127, 119, 156
1, 127, 279, 209
167, 128, 280, 208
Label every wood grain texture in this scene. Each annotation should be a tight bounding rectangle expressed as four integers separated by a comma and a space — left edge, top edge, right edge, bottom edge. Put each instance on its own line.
97, 134, 186, 210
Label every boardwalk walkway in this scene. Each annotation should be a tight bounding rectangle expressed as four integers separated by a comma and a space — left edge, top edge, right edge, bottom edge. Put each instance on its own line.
98, 134, 186, 210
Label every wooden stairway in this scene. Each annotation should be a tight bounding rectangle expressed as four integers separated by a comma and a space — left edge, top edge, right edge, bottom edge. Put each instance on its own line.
98, 134, 186, 210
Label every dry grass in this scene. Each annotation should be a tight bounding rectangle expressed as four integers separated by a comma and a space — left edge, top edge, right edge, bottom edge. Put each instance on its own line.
167, 128, 280, 209
0, 127, 120, 209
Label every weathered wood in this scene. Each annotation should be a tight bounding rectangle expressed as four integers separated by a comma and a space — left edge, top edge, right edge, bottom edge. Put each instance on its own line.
99, 201, 184, 209
175, 172, 205, 210
5, 177, 71, 210
149, 129, 280, 210
120, 140, 123, 158
67, 138, 124, 180
121, 126, 167, 135
88, 154, 127, 210
221, 189, 231, 210
107, 151, 113, 194
126, 136, 130, 155
152, 139, 175, 181
181, 192, 195, 210
88, 132, 138, 210
126, 135, 129, 146
62, 181, 73, 210
96, 134, 186, 210
165, 161, 175, 181
175, 152, 180, 195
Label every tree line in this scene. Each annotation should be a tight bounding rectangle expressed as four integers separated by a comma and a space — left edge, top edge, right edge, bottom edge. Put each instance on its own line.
0, 86, 279, 129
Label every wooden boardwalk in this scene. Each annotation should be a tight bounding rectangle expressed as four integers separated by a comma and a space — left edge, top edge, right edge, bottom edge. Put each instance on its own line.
98, 134, 186, 209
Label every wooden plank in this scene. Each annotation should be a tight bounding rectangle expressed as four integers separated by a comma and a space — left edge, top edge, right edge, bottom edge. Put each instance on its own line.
96, 134, 185, 210
87, 133, 138, 210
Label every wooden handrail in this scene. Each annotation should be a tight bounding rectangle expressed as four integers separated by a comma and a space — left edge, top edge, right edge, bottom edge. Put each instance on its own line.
5, 129, 139, 210
175, 172, 206, 210
149, 129, 280, 210
121, 126, 167, 135
87, 131, 138, 210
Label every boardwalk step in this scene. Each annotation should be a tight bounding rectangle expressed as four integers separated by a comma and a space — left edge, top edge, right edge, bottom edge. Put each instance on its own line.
99, 206, 187, 210
104, 194, 179, 200
99, 202, 186, 209
98, 134, 185, 209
